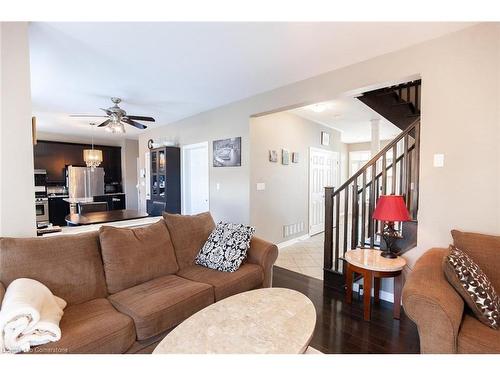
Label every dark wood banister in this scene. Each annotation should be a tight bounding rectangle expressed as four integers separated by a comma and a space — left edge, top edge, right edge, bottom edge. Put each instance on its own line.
330, 119, 419, 196
359, 143, 416, 194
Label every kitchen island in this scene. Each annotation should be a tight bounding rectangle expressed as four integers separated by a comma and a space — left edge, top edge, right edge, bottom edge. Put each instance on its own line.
65, 209, 149, 226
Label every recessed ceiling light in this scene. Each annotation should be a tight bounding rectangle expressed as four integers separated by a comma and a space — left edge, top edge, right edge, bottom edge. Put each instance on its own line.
309, 103, 330, 113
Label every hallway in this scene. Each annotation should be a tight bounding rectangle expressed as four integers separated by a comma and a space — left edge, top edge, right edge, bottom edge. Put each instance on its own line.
275, 233, 324, 280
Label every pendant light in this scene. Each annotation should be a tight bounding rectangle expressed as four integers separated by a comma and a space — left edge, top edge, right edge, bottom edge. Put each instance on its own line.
83, 122, 103, 169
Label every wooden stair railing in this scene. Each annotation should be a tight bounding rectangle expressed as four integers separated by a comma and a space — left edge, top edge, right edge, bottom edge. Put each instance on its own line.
323, 120, 420, 291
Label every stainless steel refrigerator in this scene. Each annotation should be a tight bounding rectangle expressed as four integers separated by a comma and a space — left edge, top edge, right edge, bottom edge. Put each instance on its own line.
67, 166, 105, 198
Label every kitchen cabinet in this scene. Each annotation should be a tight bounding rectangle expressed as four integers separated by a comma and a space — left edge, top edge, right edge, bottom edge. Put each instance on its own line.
94, 194, 126, 211
48, 196, 70, 226
33, 141, 122, 184
148, 147, 180, 215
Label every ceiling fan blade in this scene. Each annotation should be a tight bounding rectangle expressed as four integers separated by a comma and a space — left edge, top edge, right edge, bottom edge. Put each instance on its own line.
69, 114, 108, 118
122, 118, 147, 130
100, 108, 112, 115
97, 119, 111, 127
126, 115, 155, 122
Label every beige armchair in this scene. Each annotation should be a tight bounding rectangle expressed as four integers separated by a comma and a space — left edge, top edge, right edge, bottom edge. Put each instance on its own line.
402, 230, 500, 353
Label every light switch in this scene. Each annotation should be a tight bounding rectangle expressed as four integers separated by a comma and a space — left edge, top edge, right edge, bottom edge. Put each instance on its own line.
433, 154, 445, 167
216, 183, 220, 191
256, 182, 266, 191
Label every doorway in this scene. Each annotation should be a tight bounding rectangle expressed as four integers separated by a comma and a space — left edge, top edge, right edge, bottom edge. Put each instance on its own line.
181, 142, 209, 215
309, 147, 339, 236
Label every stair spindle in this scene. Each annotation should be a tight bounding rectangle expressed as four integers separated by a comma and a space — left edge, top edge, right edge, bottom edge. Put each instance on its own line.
343, 188, 349, 256
392, 144, 397, 194
381, 153, 387, 195
334, 193, 340, 271
369, 164, 376, 248
361, 172, 367, 248
351, 184, 358, 249
403, 134, 410, 205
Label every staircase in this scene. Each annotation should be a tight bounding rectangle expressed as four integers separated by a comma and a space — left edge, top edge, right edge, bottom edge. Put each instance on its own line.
323, 80, 421, 291
358, 80, 421, 131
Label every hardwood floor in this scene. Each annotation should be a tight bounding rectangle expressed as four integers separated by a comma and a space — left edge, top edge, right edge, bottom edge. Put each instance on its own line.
272, 266, 420, 354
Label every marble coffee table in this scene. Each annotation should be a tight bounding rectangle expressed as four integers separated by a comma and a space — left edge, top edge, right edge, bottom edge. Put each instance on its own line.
153, 287, 316, 354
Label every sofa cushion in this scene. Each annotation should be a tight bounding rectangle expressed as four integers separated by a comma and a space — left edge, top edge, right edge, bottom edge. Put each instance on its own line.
108, 275, 214, 340
195, 222, 255, 272
0, 232, 107, 305
163, 212, 215, 269
99, 220, 179, 294
443, 246, 500, 329
177, 263, 263, 301
452, 230, 500, 291
38, 298, 135, 354
458, 313, 500, 353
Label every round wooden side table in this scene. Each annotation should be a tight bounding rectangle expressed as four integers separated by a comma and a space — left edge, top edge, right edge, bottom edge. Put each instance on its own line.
344, 249, 406, 321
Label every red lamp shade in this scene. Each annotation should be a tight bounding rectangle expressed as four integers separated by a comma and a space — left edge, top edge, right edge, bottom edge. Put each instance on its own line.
372, 195, 410, 222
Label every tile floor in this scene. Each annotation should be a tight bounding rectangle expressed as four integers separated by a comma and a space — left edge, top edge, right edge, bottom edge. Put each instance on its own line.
275, 233, 324, 280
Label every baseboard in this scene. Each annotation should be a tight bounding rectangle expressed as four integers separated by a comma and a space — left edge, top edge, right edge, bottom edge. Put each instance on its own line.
352, 283, 394, 303
277, 234, 311, 249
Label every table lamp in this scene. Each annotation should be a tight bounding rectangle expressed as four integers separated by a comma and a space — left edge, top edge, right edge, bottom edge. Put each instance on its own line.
372, 195, 411, 258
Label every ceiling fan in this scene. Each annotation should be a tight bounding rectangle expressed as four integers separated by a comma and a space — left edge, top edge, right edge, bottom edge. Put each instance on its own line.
70, 97, 155, 133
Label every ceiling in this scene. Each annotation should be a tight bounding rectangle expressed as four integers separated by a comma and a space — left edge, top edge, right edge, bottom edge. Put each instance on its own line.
29, 22, 473, 139
289, 97, 401, 143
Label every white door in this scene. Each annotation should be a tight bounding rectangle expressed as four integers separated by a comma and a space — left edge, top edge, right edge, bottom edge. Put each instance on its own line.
309, 148, 340, 235
182, 142, 210, 214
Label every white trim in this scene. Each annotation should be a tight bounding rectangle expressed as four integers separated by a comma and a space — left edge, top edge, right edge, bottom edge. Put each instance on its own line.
277, 234, 310, 250
181, 142, 209, 215
352, 283, 395, 304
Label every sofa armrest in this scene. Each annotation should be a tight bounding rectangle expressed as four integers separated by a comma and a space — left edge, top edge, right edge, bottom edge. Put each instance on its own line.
402, 248, 464, 354
0, 281, 5, 309
247, 237, 278, 288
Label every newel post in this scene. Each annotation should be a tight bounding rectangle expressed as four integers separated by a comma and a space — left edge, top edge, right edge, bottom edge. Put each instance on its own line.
323, 186, 335, 270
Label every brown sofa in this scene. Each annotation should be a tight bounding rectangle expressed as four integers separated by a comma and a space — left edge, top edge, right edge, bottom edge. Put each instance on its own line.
0, 212, 278, 354
402, 230, 500, 353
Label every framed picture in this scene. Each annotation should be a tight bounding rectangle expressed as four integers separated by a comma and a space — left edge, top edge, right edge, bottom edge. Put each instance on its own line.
282, 149, 290, 165
269, 150, 278, 162
321, 131, 330, 146
213, 137, 241, 167
292, 152, 299, 163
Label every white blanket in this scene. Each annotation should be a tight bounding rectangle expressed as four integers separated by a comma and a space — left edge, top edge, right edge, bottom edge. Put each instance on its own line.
0, 278, 66, 353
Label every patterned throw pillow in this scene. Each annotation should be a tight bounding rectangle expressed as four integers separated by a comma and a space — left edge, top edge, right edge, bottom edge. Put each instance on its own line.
195, 222, 255, 272
443, 246, 500, 329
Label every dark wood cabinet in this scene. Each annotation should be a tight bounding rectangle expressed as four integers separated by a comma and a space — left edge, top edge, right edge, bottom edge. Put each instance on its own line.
48, 197, 70, 226
34, 140, 122, 184
94, 194, 126, 211
148, 147, 180, 215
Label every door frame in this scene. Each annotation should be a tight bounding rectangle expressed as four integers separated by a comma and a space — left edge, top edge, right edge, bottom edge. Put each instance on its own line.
308, 147, 340, 236
181, 141, 210, 215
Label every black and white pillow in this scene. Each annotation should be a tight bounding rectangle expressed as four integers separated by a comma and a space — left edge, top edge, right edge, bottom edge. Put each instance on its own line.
195, 222, 255, 272
444, 246, 500, 329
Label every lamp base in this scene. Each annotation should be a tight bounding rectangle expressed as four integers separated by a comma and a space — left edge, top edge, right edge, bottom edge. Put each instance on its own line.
380, 250, 398, 259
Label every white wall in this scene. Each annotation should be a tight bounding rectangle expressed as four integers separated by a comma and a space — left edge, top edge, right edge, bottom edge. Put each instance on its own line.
138, 105, 251, 224
139, 23, 500, 267
121, 138, 139, 210
0, 22, 36, 237
250, 111, 346, 243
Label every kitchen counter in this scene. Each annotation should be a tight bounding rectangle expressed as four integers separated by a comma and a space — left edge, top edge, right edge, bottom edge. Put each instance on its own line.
43, 216, 161, 236
63, 193, 125, 204
65, 209, 148, 226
